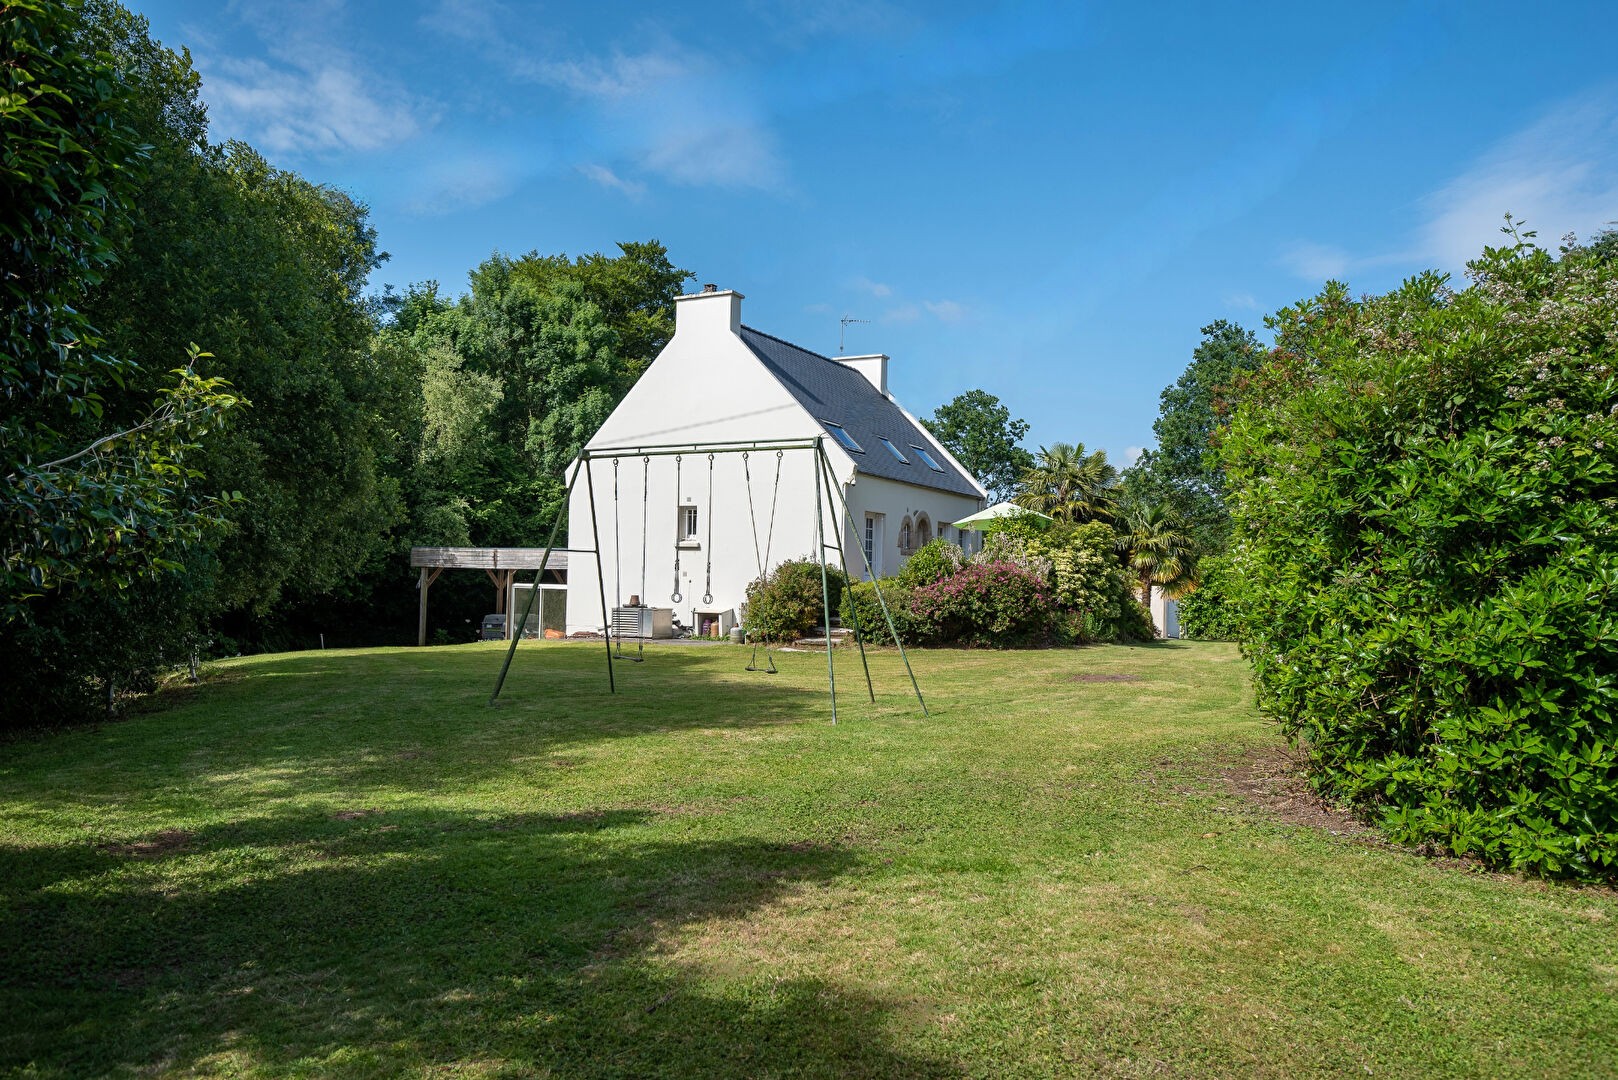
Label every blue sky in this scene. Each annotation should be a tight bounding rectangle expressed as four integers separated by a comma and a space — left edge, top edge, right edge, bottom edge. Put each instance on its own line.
133, 0, 1618, 466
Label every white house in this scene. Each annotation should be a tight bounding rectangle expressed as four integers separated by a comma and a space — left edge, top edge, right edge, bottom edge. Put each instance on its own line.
562, 286, 987, 637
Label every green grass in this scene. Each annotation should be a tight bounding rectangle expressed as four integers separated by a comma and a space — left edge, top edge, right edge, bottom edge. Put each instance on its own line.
3, 641, 1615, 1078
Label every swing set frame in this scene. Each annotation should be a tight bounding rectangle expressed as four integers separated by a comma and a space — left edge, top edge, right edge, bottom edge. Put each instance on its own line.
489, 436, 926, 723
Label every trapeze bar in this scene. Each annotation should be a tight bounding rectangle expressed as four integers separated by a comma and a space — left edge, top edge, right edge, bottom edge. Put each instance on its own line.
581, 438, 822, 460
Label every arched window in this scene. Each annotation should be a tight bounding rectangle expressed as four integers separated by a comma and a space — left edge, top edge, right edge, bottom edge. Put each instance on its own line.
898, 516, 913, 554
915, 514, 932, 547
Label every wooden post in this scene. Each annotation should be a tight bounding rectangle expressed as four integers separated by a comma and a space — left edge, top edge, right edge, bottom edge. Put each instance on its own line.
487, 569, 504, 618
417, 566, 443, 646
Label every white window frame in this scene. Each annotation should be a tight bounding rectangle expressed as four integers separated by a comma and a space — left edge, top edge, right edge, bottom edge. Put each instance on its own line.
678, 504, 699, 546
862, 512, 884, 578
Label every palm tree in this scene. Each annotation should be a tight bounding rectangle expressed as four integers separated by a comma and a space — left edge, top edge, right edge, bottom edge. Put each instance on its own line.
1116, 503, 1198, 600
1014, 442, 1119, 523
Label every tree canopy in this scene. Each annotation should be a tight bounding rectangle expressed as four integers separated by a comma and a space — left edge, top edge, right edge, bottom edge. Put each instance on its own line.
922, 389, 1034, 503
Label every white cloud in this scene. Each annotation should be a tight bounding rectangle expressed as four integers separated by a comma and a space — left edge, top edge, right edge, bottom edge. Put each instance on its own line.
1419, 93, 1618, 269
1223, 291, 1260, 310
641, 121, 785, 191
1123, 446, 1146, 467
923, 299, 966, 323
882, 304, 922, 324
1278, 240, 1353, 282
206, 56, 422, 155
577, 163, 646, 198
851, 277, 893, 297
197, 4, 428, 156
532, 51, 692, 102
1281, 90, 1618, 282
403, 158, 519, 216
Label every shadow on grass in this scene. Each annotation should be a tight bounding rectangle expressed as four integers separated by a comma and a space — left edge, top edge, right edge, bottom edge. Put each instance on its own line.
1, 806, 955, 1077
0, 645, 842, 818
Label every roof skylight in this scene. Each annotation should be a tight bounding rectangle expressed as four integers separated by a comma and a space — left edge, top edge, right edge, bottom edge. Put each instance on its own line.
912, 445, 945, 472
822, 421, 863, 453
879, 437, 909, 463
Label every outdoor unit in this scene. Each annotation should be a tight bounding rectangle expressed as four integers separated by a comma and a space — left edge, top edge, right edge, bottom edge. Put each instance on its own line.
611, 605, 673, 640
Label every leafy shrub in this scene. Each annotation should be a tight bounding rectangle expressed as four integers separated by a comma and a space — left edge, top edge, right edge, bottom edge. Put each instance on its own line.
743, 558, 846, 642
897, 538, 965, 587
1177, 553, 1243, 641
978, 519, 1146, 643
1222, 231, 1618, 880
1109, 595, 1159, 644
840, 579, 920, 644
909, 560, 1056, 647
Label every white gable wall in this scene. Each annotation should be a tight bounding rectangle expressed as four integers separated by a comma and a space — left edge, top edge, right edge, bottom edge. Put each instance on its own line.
566, 290, 859, 634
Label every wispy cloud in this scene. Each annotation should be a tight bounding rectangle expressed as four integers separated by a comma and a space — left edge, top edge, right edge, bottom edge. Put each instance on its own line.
403, 157, 520, 217
577, 163, 646, 199
640, 121, 785, 191
1223, 291, 1260, 311
198, 4, 428, 156
852, 277, 893, 297
1123, 445, 1146, 467
1280, 89, 1618, 283
880, 298, 967, 325
1419, 92, 1618, 268
1277, 240, 1353, 282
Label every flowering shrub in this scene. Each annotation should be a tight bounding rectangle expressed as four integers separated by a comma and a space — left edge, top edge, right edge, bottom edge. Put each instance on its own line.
978, 520, 1151, 643
1223, 229, 1618, 880
909, 560, 1057, 647
743, 558, 845, 642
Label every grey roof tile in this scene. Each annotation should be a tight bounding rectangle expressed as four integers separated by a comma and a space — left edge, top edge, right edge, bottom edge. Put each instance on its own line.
740, 326, 983, 499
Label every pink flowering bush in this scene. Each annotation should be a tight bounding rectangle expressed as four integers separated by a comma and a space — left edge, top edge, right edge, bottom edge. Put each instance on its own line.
909, 560, 1057, 647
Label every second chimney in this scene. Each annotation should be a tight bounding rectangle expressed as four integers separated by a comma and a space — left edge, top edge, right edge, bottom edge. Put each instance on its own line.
833, 353, 888, 396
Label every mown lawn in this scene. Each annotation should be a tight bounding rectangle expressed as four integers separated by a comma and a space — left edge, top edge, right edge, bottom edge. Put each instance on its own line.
2, 641, 1614, 1078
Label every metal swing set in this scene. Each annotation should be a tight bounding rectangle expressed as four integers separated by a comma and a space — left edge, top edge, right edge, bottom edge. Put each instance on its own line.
488, 436, 926, 723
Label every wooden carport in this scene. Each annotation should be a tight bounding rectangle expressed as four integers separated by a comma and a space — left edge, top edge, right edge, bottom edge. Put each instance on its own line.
410, 547, 570, 645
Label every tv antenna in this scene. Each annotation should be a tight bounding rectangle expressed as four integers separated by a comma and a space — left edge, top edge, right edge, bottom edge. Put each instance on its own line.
839, 315, 869, 354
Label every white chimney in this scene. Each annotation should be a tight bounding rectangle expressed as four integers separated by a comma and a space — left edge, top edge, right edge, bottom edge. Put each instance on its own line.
673, 285, 743, 338
833, 353, 888, 396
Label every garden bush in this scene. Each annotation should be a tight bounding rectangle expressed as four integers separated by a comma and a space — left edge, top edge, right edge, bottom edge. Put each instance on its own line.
896, 538, 965, 587
1177, 552, 1243, 641
1222, 230, 1618, 880
909, 560, 1057, 647
840, 579, 920, 644
743, 558, 845, 642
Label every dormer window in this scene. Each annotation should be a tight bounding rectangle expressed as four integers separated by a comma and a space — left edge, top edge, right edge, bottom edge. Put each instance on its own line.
879, 437, 909, 463
912, 446, 945, 472
823, 422, 863, 453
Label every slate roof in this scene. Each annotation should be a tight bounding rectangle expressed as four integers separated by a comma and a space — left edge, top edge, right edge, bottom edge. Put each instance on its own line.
740, 326, 984, 499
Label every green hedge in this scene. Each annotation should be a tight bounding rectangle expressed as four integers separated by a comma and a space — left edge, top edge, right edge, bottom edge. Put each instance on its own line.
1177, 553, 1243, 641
1222, 234, 1618, 880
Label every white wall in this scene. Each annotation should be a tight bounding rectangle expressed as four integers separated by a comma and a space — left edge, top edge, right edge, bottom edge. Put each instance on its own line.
1149, 586, 1179, 639
835, 472, 984, 581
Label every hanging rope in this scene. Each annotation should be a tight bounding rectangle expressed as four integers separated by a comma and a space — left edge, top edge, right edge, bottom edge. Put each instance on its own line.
742, 449, 785, 673
611, 458, 644, 663
671, 454, 683, 604
611, 457, 622, 610
637, 455, 649, 661
702, 452, 715, 605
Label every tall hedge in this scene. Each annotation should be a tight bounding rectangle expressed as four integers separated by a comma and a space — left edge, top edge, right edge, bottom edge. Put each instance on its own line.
1223, 231, 1618, 879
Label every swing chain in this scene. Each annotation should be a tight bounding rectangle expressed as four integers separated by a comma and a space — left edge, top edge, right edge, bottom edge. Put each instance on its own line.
702, 452, 715, 605
671, 454, 683, 604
